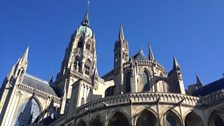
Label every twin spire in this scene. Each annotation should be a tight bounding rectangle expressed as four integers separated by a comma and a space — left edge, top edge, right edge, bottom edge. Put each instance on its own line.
81, 3, 181, 72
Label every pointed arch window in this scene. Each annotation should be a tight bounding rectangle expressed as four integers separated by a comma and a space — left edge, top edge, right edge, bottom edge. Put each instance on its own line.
109, 112, 129, 126
165, 111, 182, 126
78, 37, 84, 48
74, 56, 81, 71
78, 41, 83, 48
136, 110, 158, 126
86, 43, 90, 50
14, 98, 41, 126
142, 71, 150, 91
125, 72, 131, 93
84, 59, 92, 75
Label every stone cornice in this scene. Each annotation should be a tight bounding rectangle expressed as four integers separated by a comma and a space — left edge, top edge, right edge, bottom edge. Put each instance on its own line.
201, 89, 224, 107
50, 92, 200, 125
49, 90, 224, 125
75, 92, 200, 116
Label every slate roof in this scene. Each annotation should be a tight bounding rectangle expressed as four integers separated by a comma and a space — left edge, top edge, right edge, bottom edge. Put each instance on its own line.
40, 116, 56, 125
192, 77, 224, 96
133, 49, 147, 60
22, 73, 58, 96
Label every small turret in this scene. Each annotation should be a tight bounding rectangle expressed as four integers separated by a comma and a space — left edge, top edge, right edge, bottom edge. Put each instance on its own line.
148, 45, 155, 61
168, 57, 185, 94
173, 56, 180, 70
196, 74, 203, 85
187, 74, 203, 95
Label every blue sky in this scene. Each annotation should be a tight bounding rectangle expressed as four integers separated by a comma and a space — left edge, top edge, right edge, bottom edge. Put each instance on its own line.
0, 0, 224, 88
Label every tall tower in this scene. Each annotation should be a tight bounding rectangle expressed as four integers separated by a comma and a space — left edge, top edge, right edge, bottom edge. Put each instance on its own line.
114, 24, 129, 94
55, 3, 98, 113
168, 57, 186, 94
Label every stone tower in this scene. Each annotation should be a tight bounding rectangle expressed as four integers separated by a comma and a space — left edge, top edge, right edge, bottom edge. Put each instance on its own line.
168, 57, 186, 94
113, 24, 129, 94
55, 7, 98, 114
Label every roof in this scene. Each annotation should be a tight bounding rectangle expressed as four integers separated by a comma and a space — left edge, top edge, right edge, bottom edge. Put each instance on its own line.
192, 77, 224, 96
133, 49, 147, 60
102, 69, 114, 81
22, 73, 58, 96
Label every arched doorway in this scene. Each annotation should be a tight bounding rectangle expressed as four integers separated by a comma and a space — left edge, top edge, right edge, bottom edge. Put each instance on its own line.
109, 111, 129, 126
185, 112, 203, 126
164, 111, 182, 126
91, 116, 102, 126
13, 97, 41, 126
77, 120, 87, 126
208, 111, 224, 126
136, 110, 158, 126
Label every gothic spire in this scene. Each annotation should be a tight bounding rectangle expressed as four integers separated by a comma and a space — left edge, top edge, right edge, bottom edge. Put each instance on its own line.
196, 74, 203, 84
81, 0, 90, 26
118, 24, 125, 41
148, 44, 155, 61
19, 47, 29, 64
173, 56, 180, 70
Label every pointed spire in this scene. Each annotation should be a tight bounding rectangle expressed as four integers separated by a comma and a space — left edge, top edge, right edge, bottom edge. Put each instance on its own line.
173, 56, 180, 70
49, 75, 53, 83
118, 24, 125, 41
20, 47, 29, 64
196, 74, 203, 84
148, 44, 155, 61
81, 0, 90, 26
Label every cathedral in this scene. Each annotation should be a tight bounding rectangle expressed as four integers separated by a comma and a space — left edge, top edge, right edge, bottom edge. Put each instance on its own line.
0, 4, 224, 126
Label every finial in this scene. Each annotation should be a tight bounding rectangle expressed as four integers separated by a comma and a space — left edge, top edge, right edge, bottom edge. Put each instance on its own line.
139, 49, 143, 52
196, 74, 203, 84
118, 24, 125, 41
49, 75, 53, 83
81, 0, 90, 26
148, 43, 154, 61
20, 46, 29, 64
173, 56, 180, 70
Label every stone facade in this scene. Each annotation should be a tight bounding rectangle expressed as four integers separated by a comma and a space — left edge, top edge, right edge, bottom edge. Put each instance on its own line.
0, 6, 224, 126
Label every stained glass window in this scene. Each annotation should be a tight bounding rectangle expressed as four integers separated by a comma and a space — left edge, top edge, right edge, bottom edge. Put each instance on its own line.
14, 98, 41, 126
142, 71, 150, 91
